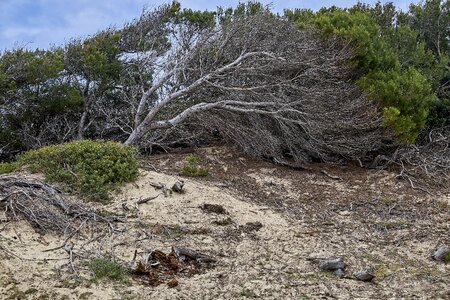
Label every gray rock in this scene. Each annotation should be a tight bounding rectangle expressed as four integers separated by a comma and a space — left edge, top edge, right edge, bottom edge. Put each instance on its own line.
172, 180, 185, 193
319, 257, 345, 271
433, 244, 450, 261
354, 270, 375, 282
334, 269, 345, 278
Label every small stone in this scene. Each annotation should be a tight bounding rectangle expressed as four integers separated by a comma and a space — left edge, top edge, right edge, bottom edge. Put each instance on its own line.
354, 270, 375, 282
167, 278, 178, 288
319, 257, 345, 271
334, 269, 345, 278
433, 244, 450, 262
172, 181, 184, 193
202, 237, 214, 244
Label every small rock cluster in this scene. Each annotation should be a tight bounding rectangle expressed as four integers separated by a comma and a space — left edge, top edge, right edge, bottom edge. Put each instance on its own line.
316, 244, 449, 283
318, 257, 375, 282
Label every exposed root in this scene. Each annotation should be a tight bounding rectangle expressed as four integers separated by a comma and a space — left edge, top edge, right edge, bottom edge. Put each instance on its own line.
373, 127, 450, 194
0, 174, 126, 273
0, 174, 119, 235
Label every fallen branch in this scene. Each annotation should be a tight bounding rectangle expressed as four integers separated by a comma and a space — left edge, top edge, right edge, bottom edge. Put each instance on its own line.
136, 194, 161, 205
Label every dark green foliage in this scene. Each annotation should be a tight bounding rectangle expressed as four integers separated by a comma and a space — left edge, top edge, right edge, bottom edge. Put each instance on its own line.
17, 140, 138, 202
64, 30, 122, 84
404, 0, 450, 58
428, 97, 450, 127
311, 10, 398, 72
175, 8, 216, 28
0, 48, 83, 153
351, 0, 450, 128
181, 154, 209, 177
216, 1, 270, 25
285, 4, 445, 143
360, 68, 437, 143
88, 257, 128, 280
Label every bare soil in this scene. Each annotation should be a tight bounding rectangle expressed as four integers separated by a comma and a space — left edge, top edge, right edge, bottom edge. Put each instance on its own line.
1, 146, 449, 300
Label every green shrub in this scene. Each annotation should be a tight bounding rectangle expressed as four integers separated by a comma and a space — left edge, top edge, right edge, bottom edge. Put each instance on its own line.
288, 8, 439, 143
17, 140, 138, 202
359, 68, 437, 143
0, 162, 17, 174
181, 154, 209, 177
88, 257, 127, 280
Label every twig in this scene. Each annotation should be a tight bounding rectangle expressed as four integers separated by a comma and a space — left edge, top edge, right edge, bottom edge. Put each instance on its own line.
320, 170, 342, 181
64, 243, 77, 274
136, 193, 161, 205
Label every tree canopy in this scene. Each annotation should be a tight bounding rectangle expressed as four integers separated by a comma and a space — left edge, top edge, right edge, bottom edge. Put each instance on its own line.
0, 1, 449, 166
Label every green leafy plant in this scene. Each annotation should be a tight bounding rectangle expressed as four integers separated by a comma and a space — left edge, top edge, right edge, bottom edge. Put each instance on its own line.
88, 257, 127, 280
181, 154, 209, 177
0, 162, 16, 174
17, 140, 138, 202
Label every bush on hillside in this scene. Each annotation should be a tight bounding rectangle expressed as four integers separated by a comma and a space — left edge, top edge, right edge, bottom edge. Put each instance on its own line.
18, 140, 138, 202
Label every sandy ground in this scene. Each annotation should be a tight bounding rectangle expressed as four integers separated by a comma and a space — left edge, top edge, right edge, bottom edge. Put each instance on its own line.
0, 146, 449, 299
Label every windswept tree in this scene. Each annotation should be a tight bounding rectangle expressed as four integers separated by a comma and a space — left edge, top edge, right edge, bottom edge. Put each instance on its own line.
114, 3, 389, 164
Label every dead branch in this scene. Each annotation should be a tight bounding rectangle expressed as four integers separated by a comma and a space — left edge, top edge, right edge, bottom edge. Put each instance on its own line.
376, 127, 450, 192
149, 182, 168, 197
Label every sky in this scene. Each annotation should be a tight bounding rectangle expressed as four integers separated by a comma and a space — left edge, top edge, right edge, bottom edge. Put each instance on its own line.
0, 0, 417, 50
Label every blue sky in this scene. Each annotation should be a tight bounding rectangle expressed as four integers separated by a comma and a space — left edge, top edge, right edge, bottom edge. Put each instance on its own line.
0, 0, 417, 50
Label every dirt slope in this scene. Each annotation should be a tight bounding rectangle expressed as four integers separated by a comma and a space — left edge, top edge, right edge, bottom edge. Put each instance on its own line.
0, 146, 449, 300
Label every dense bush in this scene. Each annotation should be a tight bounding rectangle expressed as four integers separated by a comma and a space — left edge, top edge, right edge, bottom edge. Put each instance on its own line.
287, 8, 440, 143
17, 140, 138, 202
359, 68, 437, 143
0, 48, 83, 154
